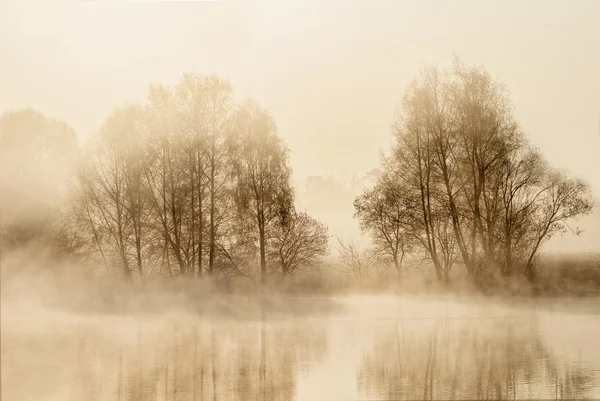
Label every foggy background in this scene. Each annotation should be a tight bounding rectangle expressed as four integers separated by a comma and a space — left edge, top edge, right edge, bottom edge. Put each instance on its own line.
2, 3, 600, 401
1, 0, 599, 253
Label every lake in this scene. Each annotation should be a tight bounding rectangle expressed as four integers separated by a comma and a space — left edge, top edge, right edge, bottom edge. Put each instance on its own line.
1, 295, 599, 400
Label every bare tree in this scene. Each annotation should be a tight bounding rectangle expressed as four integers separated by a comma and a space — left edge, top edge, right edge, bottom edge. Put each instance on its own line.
144, 84, 195, 276
175, 74, 211, 276
336, 238, 376, 281
365, 58, 594, 285
391, 85, 448, 281
354, 176, 412, 278
71, 177, 109, 272
81, 131, 133, 279
269, 211, 329, 277
498, 146, 546, 276
232, 99, 294, 284
199, 75, 235, 275
523, 172, 593, 278
118, 106, 149, 279
77, 105, 150, 279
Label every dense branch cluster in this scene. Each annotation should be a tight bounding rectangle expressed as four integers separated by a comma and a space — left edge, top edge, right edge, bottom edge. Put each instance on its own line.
354, 60, 594, 283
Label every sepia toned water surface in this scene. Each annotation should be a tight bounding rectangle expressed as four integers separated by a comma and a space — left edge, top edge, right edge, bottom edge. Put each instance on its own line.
2, 295, 599, 401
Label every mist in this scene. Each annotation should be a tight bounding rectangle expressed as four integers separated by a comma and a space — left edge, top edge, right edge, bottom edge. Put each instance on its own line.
1, 0, 600, 400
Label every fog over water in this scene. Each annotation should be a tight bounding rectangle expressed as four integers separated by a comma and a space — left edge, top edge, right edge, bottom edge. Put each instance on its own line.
1, 1, 600, 400
2, 294, 599, 401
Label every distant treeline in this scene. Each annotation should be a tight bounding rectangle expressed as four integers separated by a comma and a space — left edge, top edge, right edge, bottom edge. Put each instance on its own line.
0, 58, 594, 287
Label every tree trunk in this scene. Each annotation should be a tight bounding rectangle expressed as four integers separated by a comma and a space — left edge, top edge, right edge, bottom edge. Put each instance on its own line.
197, 150, 204, 277
439, 150, 473, 276
198, 189, 203, 277
164, 235, 173, 278
393, 254, 401, 279
503, 224, 512, 277
119, 248, 132, 281
209, 160, 215, 274
135, 234, 143, 280
190, 161, 196, 277
443, 269, 450, 284
259, 217, 266, 285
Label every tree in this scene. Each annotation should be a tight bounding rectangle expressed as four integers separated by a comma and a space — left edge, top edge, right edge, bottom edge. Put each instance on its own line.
200, 75, 235, 275
269, 211, 329, 276
144, 83, 201, 276
175, 74, 211, 276
354, 176, 412, 277
523, 172, 593, 278
68, 74, 304, 282
0, 109, 79, 249
232, 100, 294, 283
390, 82, 450, 281
498, 146, 546, 276
78, 105, 149, 279
336, 238, 376, 282
362, 58, 594, 284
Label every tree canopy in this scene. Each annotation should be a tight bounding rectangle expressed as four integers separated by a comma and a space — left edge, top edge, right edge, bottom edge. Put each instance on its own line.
354, 60, 594, 282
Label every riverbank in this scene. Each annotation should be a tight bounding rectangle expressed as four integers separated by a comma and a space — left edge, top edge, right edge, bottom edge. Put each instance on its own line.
1, 251, 598, 319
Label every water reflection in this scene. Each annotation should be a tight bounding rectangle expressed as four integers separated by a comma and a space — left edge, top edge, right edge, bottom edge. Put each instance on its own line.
1, 316, 329, 401
357, 318, 597, 400
1, 299, 598, 401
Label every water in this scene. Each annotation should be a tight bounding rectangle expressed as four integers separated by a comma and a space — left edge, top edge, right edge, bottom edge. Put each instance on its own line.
2, 295, 599, 400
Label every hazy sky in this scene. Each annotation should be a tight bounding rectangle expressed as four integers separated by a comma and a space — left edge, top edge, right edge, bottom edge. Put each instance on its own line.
1, 0, 599, 251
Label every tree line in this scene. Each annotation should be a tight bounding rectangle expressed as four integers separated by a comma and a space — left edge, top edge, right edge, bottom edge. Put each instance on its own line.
1, 60, 594, 286
354, 59, 594, 283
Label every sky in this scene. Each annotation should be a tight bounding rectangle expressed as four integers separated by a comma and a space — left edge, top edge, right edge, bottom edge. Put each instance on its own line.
1, 0, 599, 252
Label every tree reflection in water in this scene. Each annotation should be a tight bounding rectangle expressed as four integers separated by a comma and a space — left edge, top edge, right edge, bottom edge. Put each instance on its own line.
1, 309, 598, 401
357, 317, 597, 400
1, 316, 329, 401
113, 320, 328, 401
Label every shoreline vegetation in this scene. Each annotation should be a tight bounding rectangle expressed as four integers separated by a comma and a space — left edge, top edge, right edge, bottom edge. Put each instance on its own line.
0, 58, 597, 307
2, 250, 599, 321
